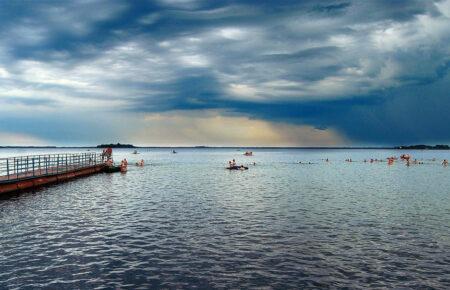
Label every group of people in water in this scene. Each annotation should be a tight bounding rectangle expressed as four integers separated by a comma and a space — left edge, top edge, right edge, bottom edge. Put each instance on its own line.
336, 154, 449, 167
101, 147, 148, 174
103, 155, 145, 174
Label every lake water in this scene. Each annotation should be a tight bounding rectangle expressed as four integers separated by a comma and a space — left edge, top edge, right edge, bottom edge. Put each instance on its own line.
1, 148, 450, 289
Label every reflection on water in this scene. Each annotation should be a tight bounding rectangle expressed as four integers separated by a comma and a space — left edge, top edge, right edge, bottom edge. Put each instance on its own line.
1, 148, 450, 288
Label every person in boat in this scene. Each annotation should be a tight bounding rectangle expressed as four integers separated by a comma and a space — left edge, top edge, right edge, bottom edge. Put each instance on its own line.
232, 159, 236, 167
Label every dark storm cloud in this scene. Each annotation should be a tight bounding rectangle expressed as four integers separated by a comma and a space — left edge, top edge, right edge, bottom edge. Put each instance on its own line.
0, 0, 449, 144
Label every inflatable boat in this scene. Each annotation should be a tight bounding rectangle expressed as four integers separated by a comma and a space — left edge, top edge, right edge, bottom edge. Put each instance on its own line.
104, 165, 121, 173
226, 165, 248, 170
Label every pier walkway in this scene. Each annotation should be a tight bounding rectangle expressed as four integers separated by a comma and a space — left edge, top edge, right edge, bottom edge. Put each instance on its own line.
0, 153, 106, 194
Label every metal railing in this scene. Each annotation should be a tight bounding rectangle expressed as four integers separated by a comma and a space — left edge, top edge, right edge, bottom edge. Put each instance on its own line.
0, 153, 104, 182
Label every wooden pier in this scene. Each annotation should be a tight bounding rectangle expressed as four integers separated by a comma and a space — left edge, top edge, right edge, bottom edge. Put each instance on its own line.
0, 153, 107, 194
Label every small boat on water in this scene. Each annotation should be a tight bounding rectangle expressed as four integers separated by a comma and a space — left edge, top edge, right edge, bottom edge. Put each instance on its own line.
226, 165, 248, 170
172, 150, 177, 154
104, 165, 121, 173
132, 150, 139, 154
244, 151, 253, 156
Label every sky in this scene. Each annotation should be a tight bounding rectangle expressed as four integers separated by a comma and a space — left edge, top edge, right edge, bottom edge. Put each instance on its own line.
0, 0, 449, 146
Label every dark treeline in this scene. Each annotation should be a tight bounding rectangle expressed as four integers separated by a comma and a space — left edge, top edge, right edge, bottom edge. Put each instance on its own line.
96, 143, 136, 148
395, 145, 450, 150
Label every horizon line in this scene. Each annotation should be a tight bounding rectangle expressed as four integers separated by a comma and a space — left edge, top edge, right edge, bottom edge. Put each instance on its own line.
0, 145, 449, 150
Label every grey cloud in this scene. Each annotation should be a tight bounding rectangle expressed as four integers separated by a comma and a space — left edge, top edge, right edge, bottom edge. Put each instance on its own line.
0, 0, 449, 144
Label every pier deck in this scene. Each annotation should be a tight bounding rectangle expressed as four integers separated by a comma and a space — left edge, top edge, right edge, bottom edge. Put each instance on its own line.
0, 153, 106, 194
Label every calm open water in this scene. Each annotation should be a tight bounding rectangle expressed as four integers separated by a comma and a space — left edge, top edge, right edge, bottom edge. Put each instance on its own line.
1, 148, 450, 289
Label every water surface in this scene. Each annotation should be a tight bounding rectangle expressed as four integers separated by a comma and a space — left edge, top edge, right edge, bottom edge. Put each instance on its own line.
1, 148, 450, 289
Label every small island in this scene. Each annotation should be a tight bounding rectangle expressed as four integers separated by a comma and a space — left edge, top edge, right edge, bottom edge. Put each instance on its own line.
97, 143, 136, 148
395, 144, 450, 150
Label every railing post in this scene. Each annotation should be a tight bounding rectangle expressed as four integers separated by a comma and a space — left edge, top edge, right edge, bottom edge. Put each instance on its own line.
32, 158, 35, 176
6, 159, 9, 180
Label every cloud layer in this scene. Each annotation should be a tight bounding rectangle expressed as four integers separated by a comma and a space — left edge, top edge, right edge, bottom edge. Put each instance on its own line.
0, 0, 449, 145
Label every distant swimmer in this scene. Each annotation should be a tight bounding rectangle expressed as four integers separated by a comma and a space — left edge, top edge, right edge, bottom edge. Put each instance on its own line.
400, 154, 411, 161
443, 159, 449, 166
387, 157, 395, 165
